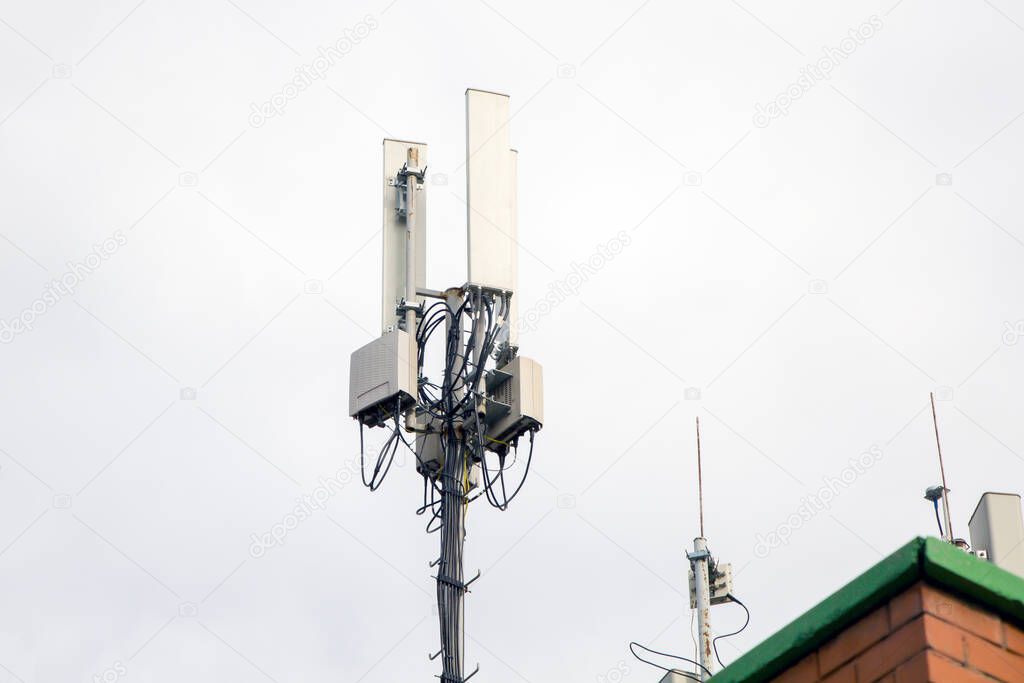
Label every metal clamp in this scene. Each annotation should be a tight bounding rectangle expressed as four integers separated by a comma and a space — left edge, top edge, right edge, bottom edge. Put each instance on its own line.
396, 299, 424, 318
396, 162, 426, 183
438, 664, 480, 682
435, 568, 482, 592
395, 163, 426, 217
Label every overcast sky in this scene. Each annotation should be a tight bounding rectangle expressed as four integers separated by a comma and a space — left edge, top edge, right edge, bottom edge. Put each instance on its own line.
2, 0, 1023, 681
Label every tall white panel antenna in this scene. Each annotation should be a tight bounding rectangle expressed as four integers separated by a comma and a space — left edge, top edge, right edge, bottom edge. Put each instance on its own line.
508, 148, 519, 345
466, 89, 517, 292
382, 139, 427, 334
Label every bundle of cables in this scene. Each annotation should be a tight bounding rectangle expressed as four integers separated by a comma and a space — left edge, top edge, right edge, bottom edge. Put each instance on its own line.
355, 288, 538, 683
629, 593, 750, 679
358, 289, 536, 514
629, 642, 707, 681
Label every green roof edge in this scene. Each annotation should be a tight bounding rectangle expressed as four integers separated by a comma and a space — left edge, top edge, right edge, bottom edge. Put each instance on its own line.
919, 536, 1024, 628
711, 536, 1024, 682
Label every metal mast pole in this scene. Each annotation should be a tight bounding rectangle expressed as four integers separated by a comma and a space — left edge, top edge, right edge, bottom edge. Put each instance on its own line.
402, 151, 420, 432
929, 392, 954, 542
403, 158, 468, 682
696, 417, 705, 539
691, 537, 713, 680
690, 418, 713, 679
436, 287, 467, 682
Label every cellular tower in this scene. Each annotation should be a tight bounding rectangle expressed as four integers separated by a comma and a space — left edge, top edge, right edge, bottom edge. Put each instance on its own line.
348, 89, 544, 682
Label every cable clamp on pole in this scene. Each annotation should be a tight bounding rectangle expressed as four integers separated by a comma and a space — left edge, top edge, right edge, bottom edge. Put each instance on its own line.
437, 664, 480, 683
433, 568, 481, 591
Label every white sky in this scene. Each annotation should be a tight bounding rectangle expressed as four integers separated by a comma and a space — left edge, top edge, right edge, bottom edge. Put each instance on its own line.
1, 0, 1023, 681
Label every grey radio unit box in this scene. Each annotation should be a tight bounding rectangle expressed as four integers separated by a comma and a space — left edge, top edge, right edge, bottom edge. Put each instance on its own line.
483, 356, 543, 452
416, 430, 481, 490
349, 329, 416, 426
416, 431, 442, 478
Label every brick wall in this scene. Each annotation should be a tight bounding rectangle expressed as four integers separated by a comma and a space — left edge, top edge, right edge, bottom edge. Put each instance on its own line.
769, 581, 1024, 682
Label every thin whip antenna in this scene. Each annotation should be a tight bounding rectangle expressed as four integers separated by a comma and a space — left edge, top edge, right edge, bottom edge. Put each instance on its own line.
929, 392, 953, 541
696, 416, 704, 538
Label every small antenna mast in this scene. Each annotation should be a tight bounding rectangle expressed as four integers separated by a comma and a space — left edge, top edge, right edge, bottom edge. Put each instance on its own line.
630, 418, 735, 681
929, 392, 954, 542
690, 416, 713, 679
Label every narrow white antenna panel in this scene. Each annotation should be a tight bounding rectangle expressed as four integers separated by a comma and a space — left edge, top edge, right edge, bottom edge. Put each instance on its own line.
382, 139, 427, 334
466, 89, 516, 293
508, 148, 519, 345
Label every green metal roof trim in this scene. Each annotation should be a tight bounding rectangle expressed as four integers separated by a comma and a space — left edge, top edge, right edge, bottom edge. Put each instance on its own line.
711, 536, 1024, 682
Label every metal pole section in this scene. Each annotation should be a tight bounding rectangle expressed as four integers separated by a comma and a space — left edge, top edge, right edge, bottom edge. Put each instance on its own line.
696, 417, 705, 538
436, 288, 467, 682
929, 392, 954, 542
691, 537, 713, 680
470, 288, 486, 387
403, 153, 419, 431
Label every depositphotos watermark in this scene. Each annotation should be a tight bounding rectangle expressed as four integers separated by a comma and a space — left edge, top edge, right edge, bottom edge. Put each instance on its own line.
1, 230, 127, 344
248, 459, 361, 558
515, 230, 632, 334
93, 661, 126, 683
248, 15, 379, 128
596, 660, 631, 683
753, 15, 883, 128
753, 444, 883, 558
1002, 320, 1024, 345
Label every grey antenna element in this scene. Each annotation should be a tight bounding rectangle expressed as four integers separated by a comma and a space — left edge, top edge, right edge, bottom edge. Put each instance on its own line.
697, 417, 705, 538
348, 90, 543, 683
929, 392, 954, 543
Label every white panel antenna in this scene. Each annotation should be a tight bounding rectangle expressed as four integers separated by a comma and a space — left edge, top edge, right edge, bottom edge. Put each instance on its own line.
466, 89, 517, 292
508, 149, 519, 346
382, 139, 427, 334
969, 493, 1024, 578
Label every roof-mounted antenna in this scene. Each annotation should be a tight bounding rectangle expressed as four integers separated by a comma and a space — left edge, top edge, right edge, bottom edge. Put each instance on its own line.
633, 419, 745, 681
692, 417, 713, 678
685, 416, 736, 680
697, 416, 705, 538
928, 392, 954, 543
